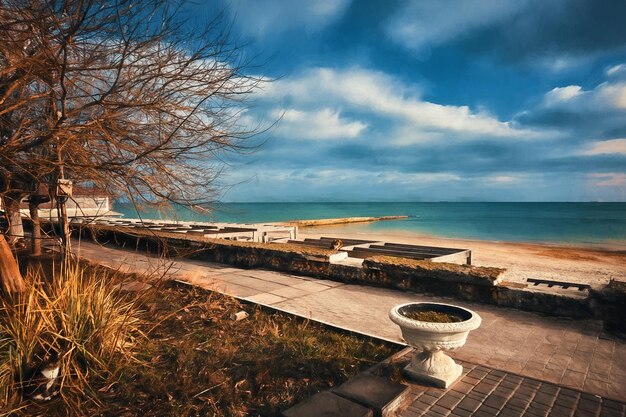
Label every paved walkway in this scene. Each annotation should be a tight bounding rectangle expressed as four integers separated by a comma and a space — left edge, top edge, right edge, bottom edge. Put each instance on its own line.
73, 241, 626, 402
397, 356, 625, 417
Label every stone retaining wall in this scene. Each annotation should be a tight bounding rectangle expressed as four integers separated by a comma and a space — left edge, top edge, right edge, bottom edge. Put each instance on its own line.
73, 225, 621, 334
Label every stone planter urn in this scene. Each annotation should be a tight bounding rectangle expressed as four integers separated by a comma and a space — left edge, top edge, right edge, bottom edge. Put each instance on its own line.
389, 302, 481, 388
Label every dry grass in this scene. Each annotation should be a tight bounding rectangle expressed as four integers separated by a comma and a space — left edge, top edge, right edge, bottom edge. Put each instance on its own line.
0, 261, 144, 416
1, 258, 396, 416
402, 310, 463, 323
103, 282, 396, 416
366, 255, 505, 282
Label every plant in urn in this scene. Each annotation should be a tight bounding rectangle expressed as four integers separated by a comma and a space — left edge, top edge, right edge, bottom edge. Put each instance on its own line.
389, 302, 481, 388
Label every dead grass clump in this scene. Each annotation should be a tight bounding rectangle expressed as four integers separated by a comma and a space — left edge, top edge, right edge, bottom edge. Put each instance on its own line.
0, 262, 144, 415
108, 282, 396, 417
402, 310, 463, 323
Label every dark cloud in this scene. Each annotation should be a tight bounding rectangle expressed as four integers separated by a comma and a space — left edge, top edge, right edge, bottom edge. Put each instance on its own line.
499, 0, 626, 58
515, 110, 626, 140
325, 137, 626, 176
432, 0, 626, 70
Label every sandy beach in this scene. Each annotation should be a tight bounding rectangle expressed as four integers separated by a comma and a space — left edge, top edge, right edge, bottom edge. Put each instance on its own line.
298, 225, 626, 287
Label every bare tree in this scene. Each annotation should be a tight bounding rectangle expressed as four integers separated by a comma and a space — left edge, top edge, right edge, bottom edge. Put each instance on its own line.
0, 0, 266, 292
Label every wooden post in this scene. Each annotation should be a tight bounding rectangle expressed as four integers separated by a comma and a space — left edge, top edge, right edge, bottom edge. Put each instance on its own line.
29, 202, 41, 256
56, 195, 71, 259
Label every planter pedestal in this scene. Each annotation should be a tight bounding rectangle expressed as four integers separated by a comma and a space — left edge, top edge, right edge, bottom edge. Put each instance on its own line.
389, 302, 482, 389
404, 349, 463, 388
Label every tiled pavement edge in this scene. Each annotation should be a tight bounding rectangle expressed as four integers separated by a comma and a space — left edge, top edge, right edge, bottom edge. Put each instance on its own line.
283, 348, 626, 417
72, 241, 626, 402
399, 357, 626, 417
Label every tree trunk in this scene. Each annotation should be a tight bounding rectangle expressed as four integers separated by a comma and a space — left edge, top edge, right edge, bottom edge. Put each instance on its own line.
2, 194, 24, 244
0, 233, 26, 294
29, 202, 41, 256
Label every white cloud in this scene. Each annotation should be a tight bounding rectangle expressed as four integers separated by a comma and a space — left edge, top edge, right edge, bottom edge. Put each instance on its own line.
582, 138, 626, 156
261, 67, 531, 144
607, 64, 626, 77
229, 0, 351, 37
588, 173, 626, 188
600, 83, 626, 109
272, 108, 367, 140
488, 175, 520, 184
540, 81, 626, 111
385, 0, 528, 52
543, 86, 582, 105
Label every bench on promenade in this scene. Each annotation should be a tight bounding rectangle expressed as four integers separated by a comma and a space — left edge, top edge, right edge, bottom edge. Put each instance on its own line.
527, 278, 591, 291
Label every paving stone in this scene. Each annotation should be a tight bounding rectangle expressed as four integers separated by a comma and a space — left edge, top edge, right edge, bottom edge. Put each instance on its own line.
416, 393, 440, 406
504, 375, 524, 384
603, 399, 625, 411
466, 390, 486, 401
428, 404, 450, 415
406, 401, 429, 415
482, 393, 508, 410
450, 408, 472, 417
599, 407, 626, 417
463, 376, 482, 386
555, 395, 579, 409
574, 406, 600, 417
228, 275, 287, 292
473, 381, 496, 395
456, 397, 482, 413
292, 281, 334, 292
451, 381, 474, 394
534, 391, 558, 406
501, 380, 521, 390
467, 368, 489, 379
498, 404, 525, 417
540, 384, 560, 396
493, 385, 516, 398
484, 374, 503, 383
527, 404, 552, 417
549, 404, 576, 417
474, 404, 500, 416
435, 394, 463, 410
245, 292, 287, 305
217, 283, 261, 298
507, 396, 531, 410
516, 385, 538, 399
269, 286, 311, 298
559, 388, 581, 399
281, 391, 373, 417
503, 404, 530, 417
332, 374, 410, 417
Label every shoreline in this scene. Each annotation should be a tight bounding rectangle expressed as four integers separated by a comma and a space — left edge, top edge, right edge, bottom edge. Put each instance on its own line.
296, 221, 626, 252
297, 225, 626, 287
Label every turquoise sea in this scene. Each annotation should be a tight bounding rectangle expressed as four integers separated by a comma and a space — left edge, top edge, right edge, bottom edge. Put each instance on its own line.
113, 202, 626, 247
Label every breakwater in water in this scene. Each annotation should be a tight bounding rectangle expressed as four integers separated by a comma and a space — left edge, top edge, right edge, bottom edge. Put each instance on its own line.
277, 216, 408, 227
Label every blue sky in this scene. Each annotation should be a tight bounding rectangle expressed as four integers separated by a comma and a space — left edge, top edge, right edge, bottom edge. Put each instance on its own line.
195, 0, 626, 202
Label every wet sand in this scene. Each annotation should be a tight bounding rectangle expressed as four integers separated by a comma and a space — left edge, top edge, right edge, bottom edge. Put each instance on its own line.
298, 225, 626, 287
